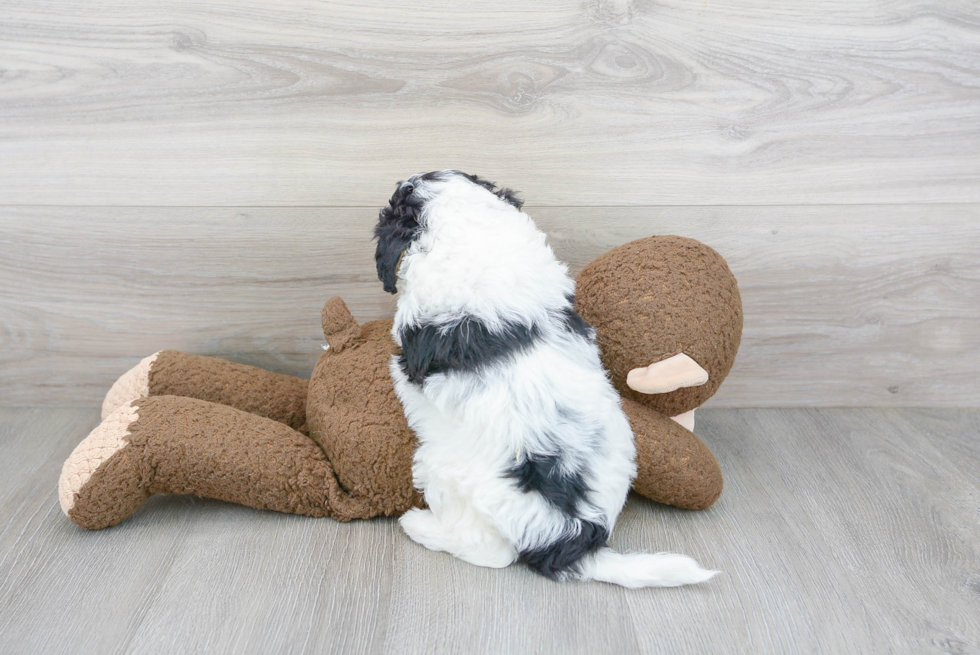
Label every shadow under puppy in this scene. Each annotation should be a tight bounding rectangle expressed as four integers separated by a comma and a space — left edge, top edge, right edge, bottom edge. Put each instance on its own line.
375, 170, 717, 588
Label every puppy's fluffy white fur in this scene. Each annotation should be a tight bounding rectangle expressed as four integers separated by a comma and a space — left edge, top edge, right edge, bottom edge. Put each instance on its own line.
375, 171, 716, 587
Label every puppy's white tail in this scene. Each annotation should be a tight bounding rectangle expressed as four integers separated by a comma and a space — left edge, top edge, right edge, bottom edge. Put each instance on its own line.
579, 548, 719, 588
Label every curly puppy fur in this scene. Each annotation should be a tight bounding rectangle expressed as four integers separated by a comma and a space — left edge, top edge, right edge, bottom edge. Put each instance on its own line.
374, 170, 717, 587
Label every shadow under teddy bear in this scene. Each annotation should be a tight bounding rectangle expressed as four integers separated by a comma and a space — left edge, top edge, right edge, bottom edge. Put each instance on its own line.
59, 235, 741, 530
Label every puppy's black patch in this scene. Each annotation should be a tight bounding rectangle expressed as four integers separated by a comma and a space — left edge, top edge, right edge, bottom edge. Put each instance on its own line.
375, 182, 424, 294
506, 453, 590, 515
560, 307, 594, 340
398, 316, 539, 384
520, 521, 609, 580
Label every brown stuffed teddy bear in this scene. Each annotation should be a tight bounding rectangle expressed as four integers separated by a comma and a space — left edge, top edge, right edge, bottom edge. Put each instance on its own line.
575, 235, 742, 508
59, 236, 741, 530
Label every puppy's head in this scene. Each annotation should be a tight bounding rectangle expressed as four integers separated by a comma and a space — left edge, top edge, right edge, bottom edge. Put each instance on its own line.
373, 170, 523, 294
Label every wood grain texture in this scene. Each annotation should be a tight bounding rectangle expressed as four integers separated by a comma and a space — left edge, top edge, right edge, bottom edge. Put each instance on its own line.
1, 407, 977, 654
2, 204, 978, 407
1, 0, 978, 205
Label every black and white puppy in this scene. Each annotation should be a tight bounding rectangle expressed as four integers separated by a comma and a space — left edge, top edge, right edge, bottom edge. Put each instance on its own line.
375, 170, 716, 587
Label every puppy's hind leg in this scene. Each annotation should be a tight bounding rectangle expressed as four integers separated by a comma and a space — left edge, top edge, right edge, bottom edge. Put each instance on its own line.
399, 508, 452, 553
400, 507, 517, 569
448, 511, 518, 569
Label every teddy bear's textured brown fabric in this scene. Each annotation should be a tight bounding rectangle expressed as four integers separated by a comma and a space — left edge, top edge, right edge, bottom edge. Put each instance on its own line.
60, 236, 741, 529
576, 235, 742, 418
573, 235, 742, 511
307, 298, 422, 516
60, 298, 421, 529
620, 399, 723, 510
139, 299, 420, 519
65, 395, 374, 530
147, 351, 310, 432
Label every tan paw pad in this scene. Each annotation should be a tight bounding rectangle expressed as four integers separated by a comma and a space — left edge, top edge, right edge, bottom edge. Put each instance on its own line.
102, 353, 158, 419
59, 402, 140, 515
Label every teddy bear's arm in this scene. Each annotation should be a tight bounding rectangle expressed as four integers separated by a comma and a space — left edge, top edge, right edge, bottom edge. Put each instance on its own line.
621, 398, 722, 510
102, 350, 310, 433
60, 395, 378, 530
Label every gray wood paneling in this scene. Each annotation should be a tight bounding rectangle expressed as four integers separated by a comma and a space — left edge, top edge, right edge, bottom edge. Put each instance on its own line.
2, 408, 978, 654
1, 0, 978, 205
2, 204, 978, 407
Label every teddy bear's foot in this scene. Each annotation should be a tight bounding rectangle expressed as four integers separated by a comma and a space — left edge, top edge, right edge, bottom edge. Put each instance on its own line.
102, 353, 159, 420
61, 401, 150, 529
62, 395, 378, 530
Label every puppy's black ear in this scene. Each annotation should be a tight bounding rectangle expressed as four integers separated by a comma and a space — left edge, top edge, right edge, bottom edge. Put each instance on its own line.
374, 184, 422, 294
460, 173, 524, 210
494, 186, 524, 210
374, 217, 413, 294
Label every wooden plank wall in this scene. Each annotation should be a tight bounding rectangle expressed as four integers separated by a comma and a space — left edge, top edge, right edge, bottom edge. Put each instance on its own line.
1, 0, 979, 406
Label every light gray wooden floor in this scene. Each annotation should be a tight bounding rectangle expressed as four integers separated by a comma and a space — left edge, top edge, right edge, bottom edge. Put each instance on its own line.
1, 408, 977, 654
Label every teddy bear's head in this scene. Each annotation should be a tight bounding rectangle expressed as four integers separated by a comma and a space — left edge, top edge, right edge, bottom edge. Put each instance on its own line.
575, 236, 742, 418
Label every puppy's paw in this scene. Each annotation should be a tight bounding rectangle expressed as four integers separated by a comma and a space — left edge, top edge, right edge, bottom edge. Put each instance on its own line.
399, 508, 448, 552
455, 542, 517, 569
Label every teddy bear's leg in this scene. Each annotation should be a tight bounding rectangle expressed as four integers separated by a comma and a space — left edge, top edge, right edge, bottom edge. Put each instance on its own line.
621, 398, 723, 511
60, 395, 376, 530
102, 351, 309, 432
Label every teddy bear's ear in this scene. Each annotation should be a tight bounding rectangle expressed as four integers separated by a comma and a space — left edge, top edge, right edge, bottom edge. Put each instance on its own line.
321, 297, 365, 353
